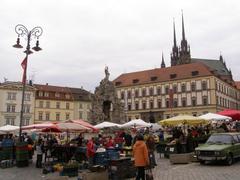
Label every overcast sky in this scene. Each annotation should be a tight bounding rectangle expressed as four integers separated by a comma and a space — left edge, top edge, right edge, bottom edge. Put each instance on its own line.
1, 0, 240, 92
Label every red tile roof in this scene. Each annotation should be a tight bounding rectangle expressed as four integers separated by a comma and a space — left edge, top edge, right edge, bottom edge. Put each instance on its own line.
113, 62, 214, 87
235, 81, 240, 90
34, 84, 70, 93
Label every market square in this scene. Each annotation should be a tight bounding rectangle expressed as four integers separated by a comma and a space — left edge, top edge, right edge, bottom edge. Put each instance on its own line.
1, 1, 240, 180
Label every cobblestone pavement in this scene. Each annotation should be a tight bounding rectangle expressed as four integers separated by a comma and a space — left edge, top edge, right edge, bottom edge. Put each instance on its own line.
1, 157, 240, 180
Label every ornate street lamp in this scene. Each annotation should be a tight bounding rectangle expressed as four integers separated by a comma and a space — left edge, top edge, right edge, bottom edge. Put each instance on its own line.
13, 24, 43, 142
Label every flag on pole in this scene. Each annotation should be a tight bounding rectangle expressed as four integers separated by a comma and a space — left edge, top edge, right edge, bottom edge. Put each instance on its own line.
169, 89, 173, 108
21, 57, 28, 84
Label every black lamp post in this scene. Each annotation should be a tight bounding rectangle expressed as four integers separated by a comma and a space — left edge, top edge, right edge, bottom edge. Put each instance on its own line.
13, 24, 43, 142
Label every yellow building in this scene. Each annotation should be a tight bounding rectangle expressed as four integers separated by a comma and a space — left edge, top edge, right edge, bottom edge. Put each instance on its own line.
34, 84, 74, 123
114, 63, 240, 122
0, 81, 36, 126
69, 87, 92, 121
34, 84, 92, 123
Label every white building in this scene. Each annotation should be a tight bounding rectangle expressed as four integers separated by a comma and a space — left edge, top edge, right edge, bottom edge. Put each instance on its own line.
0, 82, 36, 126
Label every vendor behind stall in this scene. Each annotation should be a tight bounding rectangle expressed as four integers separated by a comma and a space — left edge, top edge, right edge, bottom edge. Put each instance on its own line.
87, 137, 95, 167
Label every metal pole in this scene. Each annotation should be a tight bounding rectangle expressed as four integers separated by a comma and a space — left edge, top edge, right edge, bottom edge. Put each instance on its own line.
19, 32, 31, 142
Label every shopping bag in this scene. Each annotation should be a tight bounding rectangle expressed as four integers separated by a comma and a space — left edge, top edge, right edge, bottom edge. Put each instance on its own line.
145, 168, 154, 180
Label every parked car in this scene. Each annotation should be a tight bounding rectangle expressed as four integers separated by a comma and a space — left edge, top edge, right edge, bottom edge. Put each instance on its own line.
195, 133, 240, 165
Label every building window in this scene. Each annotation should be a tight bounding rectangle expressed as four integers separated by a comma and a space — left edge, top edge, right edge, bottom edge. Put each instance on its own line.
135, 89, 139, 98
128, 104, 131, 111
192, 112, 197, 116
46, 101, 50, 108
23, 118, 30, 126
192, 97, 196, 106
65, 94, 70, 99
157, 87, 161, 95
135, 102, 139, 110
79, 111, 83, 119
202, 81, 207, 90
39, 101, 43, 108
39, 91, 43, 97
66, 103, 70, 109
158, 101, 162, 108
55, 93, 60, 98
181, 84, 186, 92
6, 104, 16, 112
142, 102, 146, 109
66, 113, 70, 120
23, 105, 30, 113
25, 93, 31, 101
182, 99, 186, 107
165, 86, 169, 95
142, 89, 146, 97
150, 101, 154, 109
166, 100, 169, 108
173, 99, 178, 108
203, 96, 208, 106
79, 103, 83, 109
5, 118, 15, 125
44, 92, 49, 97
39, 112, 43, 121
7, 92, 16, 100
127, 91, 131, 99
46, 113, 50, 121
173, 85, 177, 93
56, 113, 60, 121
121, 92, 124, 100
149, 88, 154, 96
56, 102, 60, 109
191, 82, 196, 91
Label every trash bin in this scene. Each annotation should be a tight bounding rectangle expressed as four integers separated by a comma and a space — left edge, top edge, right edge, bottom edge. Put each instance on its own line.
16, 142, 29, 167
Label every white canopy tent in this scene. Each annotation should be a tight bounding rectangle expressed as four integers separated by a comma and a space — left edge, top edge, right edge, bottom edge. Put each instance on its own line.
121, 119, 151, 128
0, 125, 19, 133
199, 113, 232, 121
149, 123, 163, 131
94, 121, 121, 129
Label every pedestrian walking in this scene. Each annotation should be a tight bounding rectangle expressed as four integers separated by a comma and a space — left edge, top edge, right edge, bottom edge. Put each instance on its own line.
133, 134, 149, 180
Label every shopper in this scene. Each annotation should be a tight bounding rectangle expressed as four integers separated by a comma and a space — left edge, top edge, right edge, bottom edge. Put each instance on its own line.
133, 134, 149, 180
87, 137, 95, 167
36, 139, 44, 168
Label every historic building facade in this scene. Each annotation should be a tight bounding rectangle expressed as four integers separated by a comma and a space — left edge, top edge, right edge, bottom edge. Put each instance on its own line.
0, 81, 36, 126
113, 14, 240, 122
34, 84, 92, 123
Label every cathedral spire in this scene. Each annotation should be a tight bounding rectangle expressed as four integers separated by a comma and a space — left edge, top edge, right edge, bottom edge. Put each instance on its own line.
173, 19, 177, 48
179, 11, 191, 64
181, 10, 186, 41
161, 53, 166, 68
171, 19, 179, 66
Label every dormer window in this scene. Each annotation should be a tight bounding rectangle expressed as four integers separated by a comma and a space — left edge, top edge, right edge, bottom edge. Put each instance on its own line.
170, 74, 177, 79
115, 81, 122, 86
132, 79, 139, 84
192, 71, 199, 76
151, 76, 157, 81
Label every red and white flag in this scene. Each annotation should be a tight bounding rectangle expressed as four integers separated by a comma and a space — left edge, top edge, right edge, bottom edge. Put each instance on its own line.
21, 57, 28, 84
169, 89, 174, 108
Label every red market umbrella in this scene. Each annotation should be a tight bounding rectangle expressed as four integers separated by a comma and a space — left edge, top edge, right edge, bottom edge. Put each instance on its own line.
41, 127, 62, 133
22, 122, 58, 130
217, 109, 240, 121
70, 119, 98, 132
56, 121, 91, 132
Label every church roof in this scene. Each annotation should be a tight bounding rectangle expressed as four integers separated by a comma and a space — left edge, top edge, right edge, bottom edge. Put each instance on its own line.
191, 58, 230, 76
113, 62, 213, 87
235, 81, 240, 90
